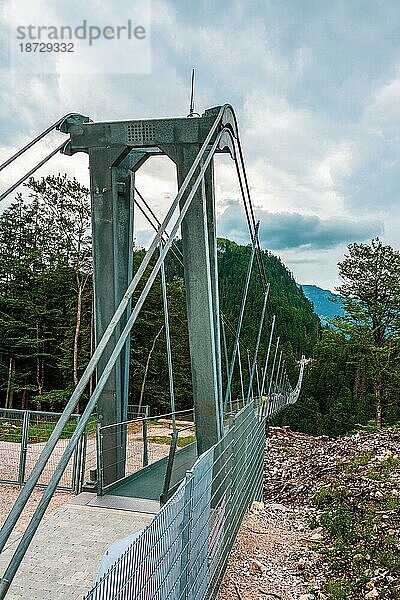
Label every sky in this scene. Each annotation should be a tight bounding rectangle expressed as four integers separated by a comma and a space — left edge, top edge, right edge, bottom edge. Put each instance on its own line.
0, 0, 399, 290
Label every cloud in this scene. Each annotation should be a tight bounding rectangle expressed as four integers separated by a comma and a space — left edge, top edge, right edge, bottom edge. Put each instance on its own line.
218, 201, 382, 250
1, 0, 400, 289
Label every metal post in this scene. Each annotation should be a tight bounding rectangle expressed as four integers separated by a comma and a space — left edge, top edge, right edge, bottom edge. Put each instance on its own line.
142, 418, 149, 467
78, 425, 89, 493
275, 351, 283, 392
223, 240, 257, 413
261, 315, 276, 395
204, 162, 223, 412
247, 349, 253, 401
179, 471, 194, 599
247, 287, 269, 402
18, 411, 30, 485
96, 424, 103, 496
237, 342, 245, 403
175, 147, 223, 454
255, 362, 261, 398
268, 337, 280, 397
220, 317, 231, 411
160, 243, 176, 429
160, 430, 178, 504
279, 362, 286, 391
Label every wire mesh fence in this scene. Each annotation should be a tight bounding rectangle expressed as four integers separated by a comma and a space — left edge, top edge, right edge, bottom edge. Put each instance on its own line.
0, 408, 96, 491
0, 409, 25, 484
84, 401, 264, 600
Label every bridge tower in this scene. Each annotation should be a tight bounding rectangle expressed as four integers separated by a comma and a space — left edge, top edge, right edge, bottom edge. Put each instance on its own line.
63, 108, 226, 484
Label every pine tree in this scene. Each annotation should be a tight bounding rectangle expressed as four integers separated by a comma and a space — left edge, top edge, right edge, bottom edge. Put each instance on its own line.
335, 238, 400, 428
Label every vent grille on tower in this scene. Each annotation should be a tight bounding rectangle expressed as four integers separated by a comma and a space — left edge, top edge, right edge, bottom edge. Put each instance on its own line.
127, 122, 156, 144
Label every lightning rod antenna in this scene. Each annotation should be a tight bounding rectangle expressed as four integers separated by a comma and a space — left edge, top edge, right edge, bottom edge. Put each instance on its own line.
188, 68, 199, 117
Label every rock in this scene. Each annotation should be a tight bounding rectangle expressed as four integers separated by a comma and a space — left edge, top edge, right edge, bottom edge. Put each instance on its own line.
366, 581, 375, 590
297, 557, 306, 570
251, 501, 264, 513
310, 532, 323, 541
365, 589, 379, 598
249, 559, 264, 573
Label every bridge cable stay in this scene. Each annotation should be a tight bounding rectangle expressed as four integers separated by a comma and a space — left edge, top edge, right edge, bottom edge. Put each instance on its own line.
0, 142, 67, 203
0, 114, 90, 203
220, 312, 263, 376
134, 186, 275, 418
159, 240, 176, 430
134, 186, 253, 375
133, 185, 268, 415
0, 104, 306, 597
260, 314, 276, 394
220, 316, 232, 410
246, 285, 270, 403
222, 234, 258, 414
134, 186, 275, 415
0, 113, 86, 173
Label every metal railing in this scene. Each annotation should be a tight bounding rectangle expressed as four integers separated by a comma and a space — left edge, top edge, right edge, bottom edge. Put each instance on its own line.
84, 400, 265, 600
0, 408, 90, 491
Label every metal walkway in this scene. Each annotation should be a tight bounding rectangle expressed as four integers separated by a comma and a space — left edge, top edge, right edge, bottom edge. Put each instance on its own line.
105, 443, 198, 501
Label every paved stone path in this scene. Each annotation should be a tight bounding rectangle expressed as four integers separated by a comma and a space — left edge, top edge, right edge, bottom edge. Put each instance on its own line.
0, 493, 157, 599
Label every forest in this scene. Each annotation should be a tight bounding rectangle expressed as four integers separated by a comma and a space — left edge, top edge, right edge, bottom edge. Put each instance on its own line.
1, 175, 399, 436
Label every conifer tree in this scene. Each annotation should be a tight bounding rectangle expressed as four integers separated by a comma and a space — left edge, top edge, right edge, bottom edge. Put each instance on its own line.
335, 238, 400, 428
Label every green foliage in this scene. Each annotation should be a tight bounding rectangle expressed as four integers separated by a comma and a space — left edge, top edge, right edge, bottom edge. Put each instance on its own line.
0, 176, 92, 412
314, 455, 400, 599
0, 416, 78, 443
147, 434, 196, 448
334, 238, 400, 428
325, 579, 354, 599
0, 182, 319, 415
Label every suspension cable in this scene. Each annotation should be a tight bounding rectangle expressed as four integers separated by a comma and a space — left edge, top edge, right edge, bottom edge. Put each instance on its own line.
0, 113, 84, 173
0, 142, 67, 203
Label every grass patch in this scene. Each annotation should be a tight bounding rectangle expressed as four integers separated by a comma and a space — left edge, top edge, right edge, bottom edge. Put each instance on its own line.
314, 481, 400, 597
0, 416, 96, 443
325, 579, 354, 599
148, 434, 196, 448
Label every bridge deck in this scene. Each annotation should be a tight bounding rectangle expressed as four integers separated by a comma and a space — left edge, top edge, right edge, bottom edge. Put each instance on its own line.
106, 442, 198, 500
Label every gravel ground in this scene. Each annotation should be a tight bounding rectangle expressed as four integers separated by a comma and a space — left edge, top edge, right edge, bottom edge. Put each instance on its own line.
218, 501, 326, 600
219, 425, 400, 600
0, 484, 72, 532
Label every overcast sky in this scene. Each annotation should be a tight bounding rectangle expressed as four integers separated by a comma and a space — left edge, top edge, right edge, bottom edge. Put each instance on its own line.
1, 0, 399, 290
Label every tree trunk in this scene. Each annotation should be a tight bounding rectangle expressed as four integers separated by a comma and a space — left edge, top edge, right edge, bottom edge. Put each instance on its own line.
21, 389, 29, 410
137, 325, 164, 415
36, 357, 44, 411
5, 355, 15, 409
375, 369, 383, 429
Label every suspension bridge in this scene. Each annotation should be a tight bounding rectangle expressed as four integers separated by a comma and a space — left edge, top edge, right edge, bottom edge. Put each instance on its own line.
0, 104, 306, 599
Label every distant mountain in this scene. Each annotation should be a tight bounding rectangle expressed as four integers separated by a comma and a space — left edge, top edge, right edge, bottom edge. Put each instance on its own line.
301, 284, 345, 325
